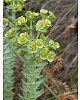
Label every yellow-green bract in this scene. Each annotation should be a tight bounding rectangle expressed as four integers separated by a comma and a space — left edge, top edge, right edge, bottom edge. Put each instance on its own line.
40, 9, 48, 14
18, 32, 27, 44
36, 19, 51, 33
16, 16, 27, 26
47, 51, 56, 62
3, 18, 8, 26
27, 41, 38, 53
36, 39, 44, 48
40, 48, 48, 60
5, 28, 16, 39
25, 11, 39, 21
49, 39, 60, 50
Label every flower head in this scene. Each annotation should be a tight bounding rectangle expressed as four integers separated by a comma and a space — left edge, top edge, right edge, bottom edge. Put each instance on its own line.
40, 48, 48, 60
47, 51, 56, 62
49, 39, 55, 45
25, 11, 37, 21
25, 11, 32, 17
5, 28, 16, 39
49, 11, 56, 18
54, 42, 60, 49
36, 19, 51, 33
18, 32, 27, 45
49, 39, 60, 50
20, 32, 27, 37
36, 20, 47, 33
40, 9, 48, 14
18, 37, 27, 45
27, 41, 37, 53
45, 19, 51, 28
36, 39, 44, 48
10, 37, 18, 45
36, 20, 45, 29
17, 16, 26, 25
3, 18, 8, 26
11, 3, 23, 11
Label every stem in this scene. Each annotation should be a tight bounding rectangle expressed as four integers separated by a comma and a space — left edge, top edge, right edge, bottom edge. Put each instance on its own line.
11, 6, 16, 28
37, 32, 40, 39
8, 20, 13, 27
4, 43, 15, 100
21, 61, 44, 100
30, 21, 32, 36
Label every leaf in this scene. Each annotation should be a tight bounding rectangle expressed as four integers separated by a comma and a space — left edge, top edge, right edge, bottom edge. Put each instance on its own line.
3, 43, 16, 100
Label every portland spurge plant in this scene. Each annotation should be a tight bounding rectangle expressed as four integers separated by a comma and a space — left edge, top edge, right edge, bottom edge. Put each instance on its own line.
4, 8, 60, 100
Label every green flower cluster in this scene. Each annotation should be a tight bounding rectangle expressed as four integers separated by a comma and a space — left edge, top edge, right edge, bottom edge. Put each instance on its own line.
4, 0, 26, 11
6, 31, 59, 62
40, 9, 55, 20
40, 48, 56, 62
26, 37, 60, 62
5, 9, 60, 62
35, 9, 56, 33
16, 11, 39, 27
